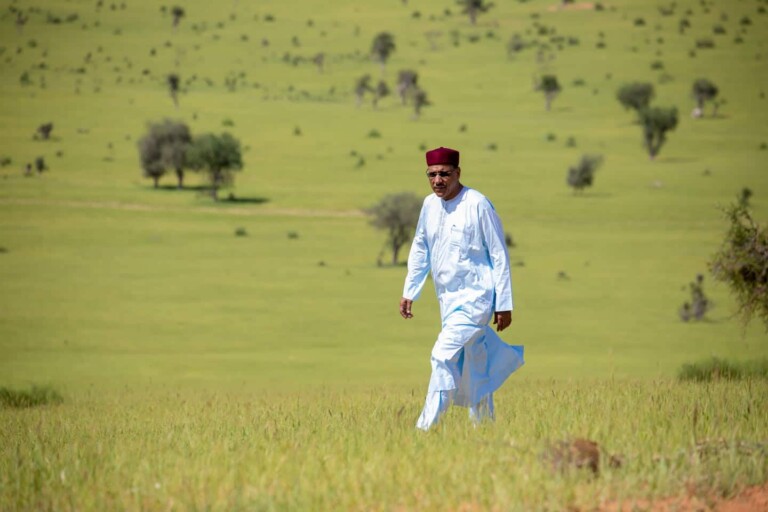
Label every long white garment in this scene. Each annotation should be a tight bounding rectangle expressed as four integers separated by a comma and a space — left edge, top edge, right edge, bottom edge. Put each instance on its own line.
403, 187, 524, 429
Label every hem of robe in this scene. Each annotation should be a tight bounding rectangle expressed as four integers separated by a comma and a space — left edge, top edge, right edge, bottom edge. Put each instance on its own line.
428, 325, 524, 408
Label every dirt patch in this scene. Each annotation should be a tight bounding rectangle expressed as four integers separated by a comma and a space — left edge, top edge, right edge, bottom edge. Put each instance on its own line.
599, 482, 768, 512
547, 2, 596, 12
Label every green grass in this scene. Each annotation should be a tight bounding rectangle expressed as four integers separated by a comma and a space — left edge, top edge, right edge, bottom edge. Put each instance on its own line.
0, 385, 62, 408
678, 357, 768, 382
1, 380, 766, 511
1, 0, 768, 508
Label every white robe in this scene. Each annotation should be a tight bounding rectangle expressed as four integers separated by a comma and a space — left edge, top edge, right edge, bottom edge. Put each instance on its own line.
403, 187, 524, 414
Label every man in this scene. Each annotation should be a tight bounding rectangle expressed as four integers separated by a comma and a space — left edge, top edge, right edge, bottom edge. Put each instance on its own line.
400, 146, 524, 430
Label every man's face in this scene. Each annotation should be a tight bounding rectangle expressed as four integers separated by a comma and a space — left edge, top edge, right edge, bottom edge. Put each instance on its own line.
426, 164, 461, 200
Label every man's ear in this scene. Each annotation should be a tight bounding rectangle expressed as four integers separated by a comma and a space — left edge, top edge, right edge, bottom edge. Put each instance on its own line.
456, 166, 461, 178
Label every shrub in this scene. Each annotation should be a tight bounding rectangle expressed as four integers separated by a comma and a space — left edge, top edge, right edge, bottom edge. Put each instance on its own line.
709, 204, 768, 329
0, 385, 63, 408
696, 38, 715, 49
678, 358, 768, 382
679, 274, 711, 321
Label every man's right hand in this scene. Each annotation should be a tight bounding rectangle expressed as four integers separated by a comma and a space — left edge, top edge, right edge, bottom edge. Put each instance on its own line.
399, 297, 413, 319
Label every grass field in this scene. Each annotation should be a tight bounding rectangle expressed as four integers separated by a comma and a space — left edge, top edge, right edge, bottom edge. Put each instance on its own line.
1, 0, 767, 509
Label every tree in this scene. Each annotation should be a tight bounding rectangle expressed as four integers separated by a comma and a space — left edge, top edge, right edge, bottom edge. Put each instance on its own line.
171, 6, 185, 28
396, 69, 418, 105
354, 74, 372, 107
35, 122, 53, 140
34, 156, 47, 174
186, 132, 243, 201
566, 154, 603, 193
366, 192, 422, 265
412, 88, 431, 119
536, 75, 561, 111
616, 82, 655, 113
456, 0, 494, 25
371, 32, 396, 75
167, 73, 180, 107
137, 120, 192, 189
679, 274, 711, 322
312, 52, 325, 73
506, 34, 527, 58
137, 135, 166, 188
373, 80, 390, 108
709, 204, 768, 330
692, 78, 719, 117
638, 106, 678, 160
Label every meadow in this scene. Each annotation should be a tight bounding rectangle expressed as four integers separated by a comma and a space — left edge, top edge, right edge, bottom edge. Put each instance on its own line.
1, 0, 767, 509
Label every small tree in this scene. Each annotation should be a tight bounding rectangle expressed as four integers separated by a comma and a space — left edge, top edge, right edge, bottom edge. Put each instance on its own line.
312, 52, 325, 73
142, 120, 191, 189
566, 154, 603, 193
738, 187, 753, 209
536, 75, 561, 111
616, 82, 655, 113
167, 73, 180, 107
710, 204, 768, 330
186, 132, 243, 201
679, 274, 711, 322
354, 74, 372, 107
456, 0, 494, 25
372, 80, 390, 108
138, 135, 166, 188
692, 78, 719, 117
507, 34, 527, 57
35, 122, 54, 140
366, 192, 422, 265
137, 120, 192, 189
412, 88, 431, 119
371, 32, 396, 75
638, 106, 678, 160
396, 69, 418, 105
34, 156, 47, 174
171, 6, 185, 28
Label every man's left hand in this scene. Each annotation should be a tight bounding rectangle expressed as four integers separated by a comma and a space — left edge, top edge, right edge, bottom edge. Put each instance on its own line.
493, 311, 512, 332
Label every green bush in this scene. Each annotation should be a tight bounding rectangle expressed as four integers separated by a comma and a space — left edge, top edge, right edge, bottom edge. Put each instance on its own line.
0, 385, 63, 408
678, 358, 768, 382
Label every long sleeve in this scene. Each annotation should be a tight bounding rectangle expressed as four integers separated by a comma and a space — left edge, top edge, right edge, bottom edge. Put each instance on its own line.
478, 200, 513, 311
402, 204, 431, 300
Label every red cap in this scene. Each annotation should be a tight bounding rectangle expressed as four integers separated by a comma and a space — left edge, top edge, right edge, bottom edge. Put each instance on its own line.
425, 146, 460, 167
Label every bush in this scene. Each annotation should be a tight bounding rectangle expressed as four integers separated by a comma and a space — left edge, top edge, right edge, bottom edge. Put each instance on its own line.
0, 385, 63, 408
696, 38, 715, 49
678, 358, 768, 382
709, 204, 768, 329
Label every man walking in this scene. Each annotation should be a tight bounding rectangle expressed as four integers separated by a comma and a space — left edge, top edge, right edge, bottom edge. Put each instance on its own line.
400, 147, 524, 430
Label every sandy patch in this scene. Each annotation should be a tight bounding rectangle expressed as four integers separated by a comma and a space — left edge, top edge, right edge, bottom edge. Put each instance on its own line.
599, 482, 768, 512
